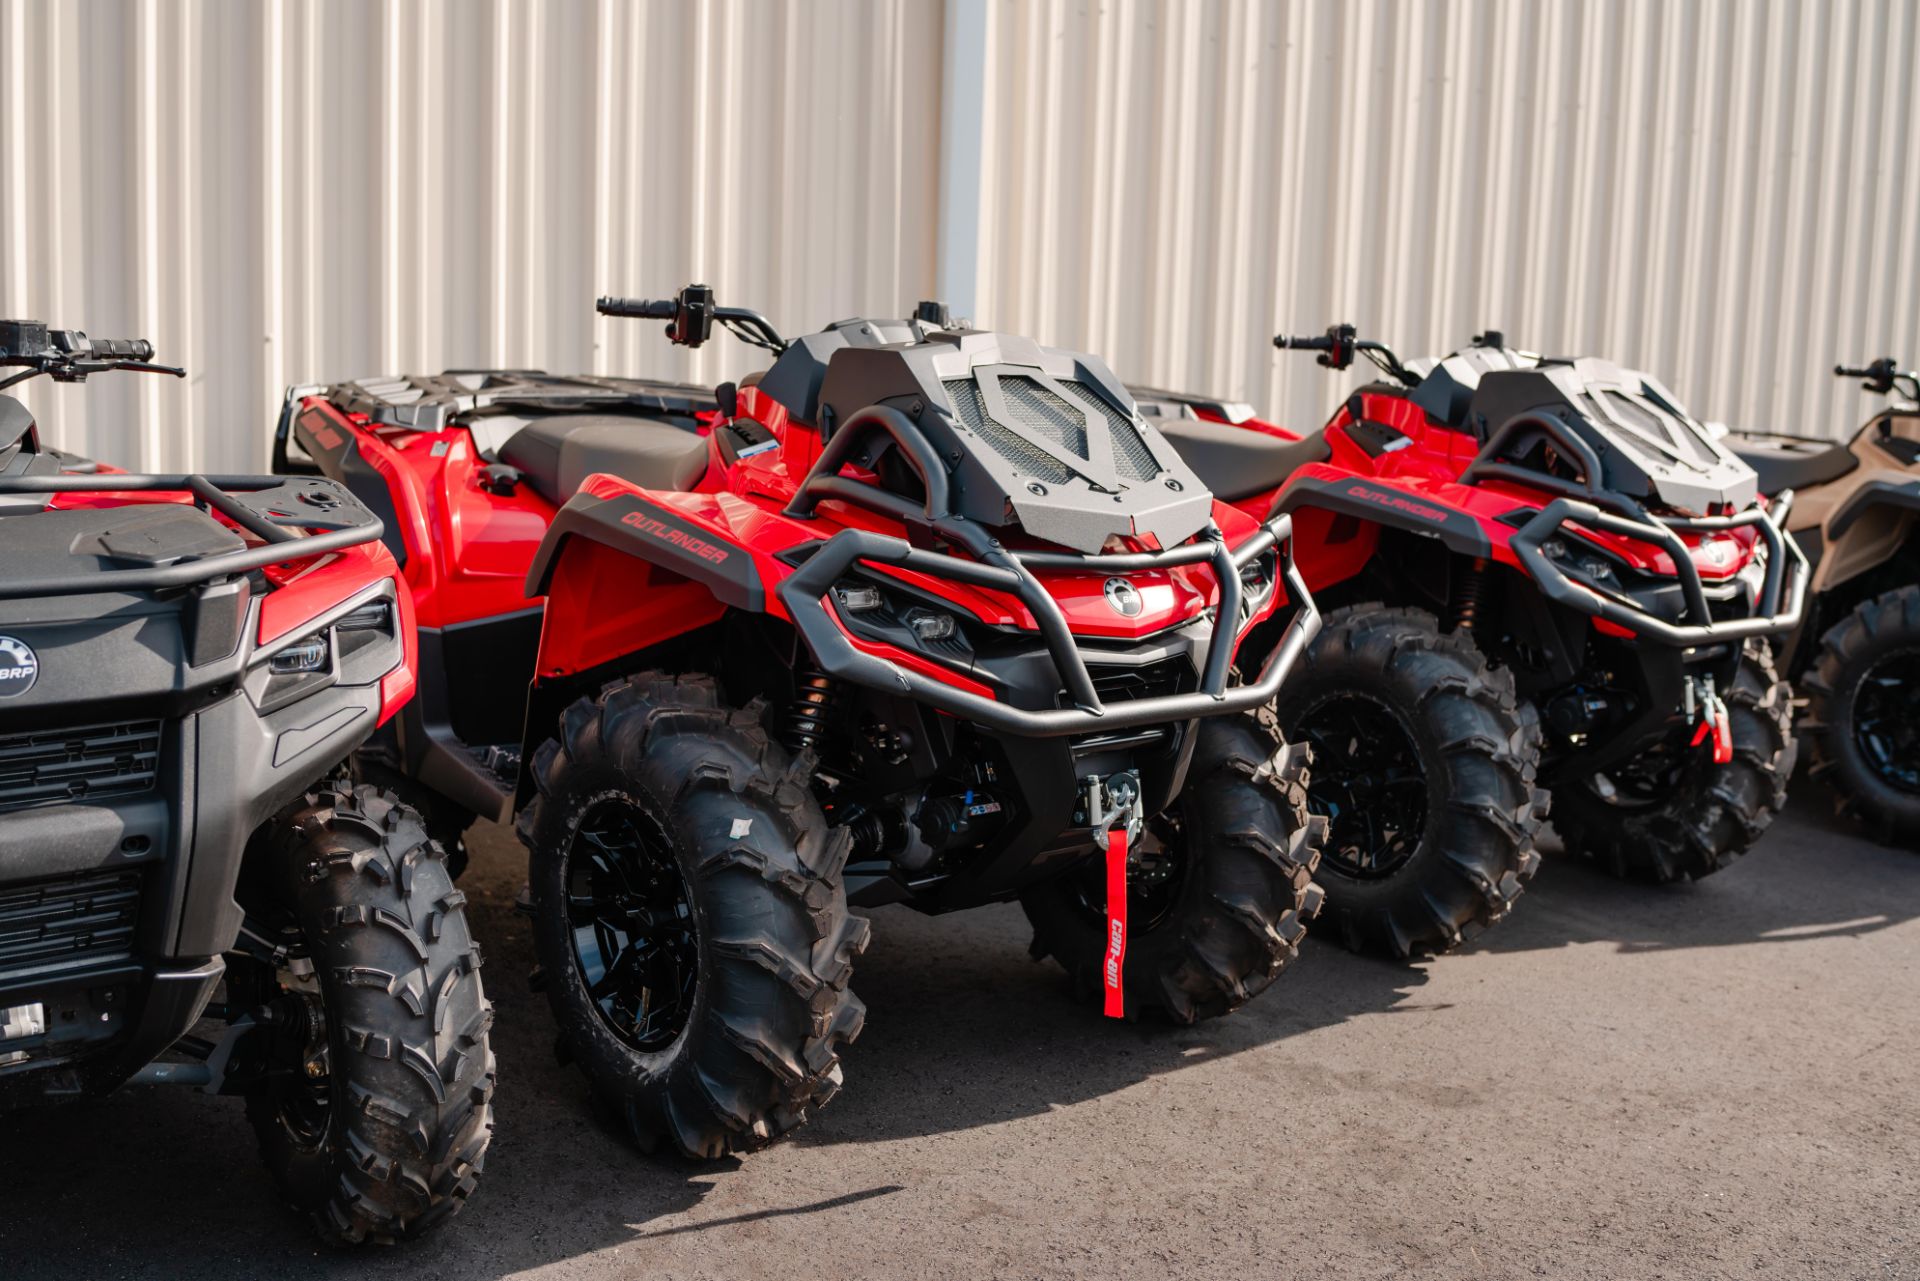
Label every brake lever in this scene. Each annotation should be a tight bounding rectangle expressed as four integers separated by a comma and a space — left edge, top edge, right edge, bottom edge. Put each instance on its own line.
111, 360, 187, 378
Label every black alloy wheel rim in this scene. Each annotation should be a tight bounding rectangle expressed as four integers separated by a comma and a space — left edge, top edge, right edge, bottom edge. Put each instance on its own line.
273, 992, 332, 1148
1294, 692, 1428, 879
1854, 647, 1920, 794
567, 798, 700, 1052
238, 916, 333, 1149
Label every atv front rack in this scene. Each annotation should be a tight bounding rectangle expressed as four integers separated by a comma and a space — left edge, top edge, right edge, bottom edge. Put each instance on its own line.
1507, 496, 1808, 647
778, 405, 1320, 737
0, 473, 382, 600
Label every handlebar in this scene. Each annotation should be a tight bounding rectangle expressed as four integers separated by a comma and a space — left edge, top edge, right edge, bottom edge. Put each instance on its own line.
597, 283, 788, 355
596, 297, 678, 321
1275, 323, 1418, 387
79, 336, 155, 361
0, 320, 181, 389
1835, 358, 1920, 400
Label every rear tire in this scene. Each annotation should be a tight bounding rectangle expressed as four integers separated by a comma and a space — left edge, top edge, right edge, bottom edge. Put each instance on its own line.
519, 672, 868, 1159
1801, 585, 1920, 845
234, 784, 495, 1246
1556, 638, 1794, 882
1273, 605, 1545, 959
1021, 712, 1324, 1023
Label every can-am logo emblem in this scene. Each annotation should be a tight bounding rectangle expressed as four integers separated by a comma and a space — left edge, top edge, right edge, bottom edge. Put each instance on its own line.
0, 636, 38, 698
1103, 578, 1143, 617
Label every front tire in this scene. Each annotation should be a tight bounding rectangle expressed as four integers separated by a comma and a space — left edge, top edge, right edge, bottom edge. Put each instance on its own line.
1273, 605, 1546, 959
1802, 585, 1920, 845
1556, 638, 1794, 882
519, 673, 868, 1159
232, 784, 495, 1246
1021, 713, 1325, 1023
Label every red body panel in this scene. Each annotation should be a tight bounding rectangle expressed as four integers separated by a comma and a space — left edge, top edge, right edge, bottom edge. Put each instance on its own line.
1200, 391, 1762, 594
295, 397, 569, 628
296, 375, 1277, 710
532, 409, 1280, 688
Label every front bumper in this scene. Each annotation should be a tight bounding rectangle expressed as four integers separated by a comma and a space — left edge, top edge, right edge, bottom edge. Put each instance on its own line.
0, 605, 400, 1104
779, 511, 1320, 738
1508, 498, 1808, 647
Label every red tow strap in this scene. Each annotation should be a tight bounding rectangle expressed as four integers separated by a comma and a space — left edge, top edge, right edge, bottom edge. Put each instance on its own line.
1103, 827, 1128, 1018
1689, 697, 1734, 764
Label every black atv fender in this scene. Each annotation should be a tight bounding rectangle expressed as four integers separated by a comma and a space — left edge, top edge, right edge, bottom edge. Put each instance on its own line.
1826, 477, 1920, 544
1274, 473, 1493, 560
516, 487, 773, 807
525, 488, 766, 609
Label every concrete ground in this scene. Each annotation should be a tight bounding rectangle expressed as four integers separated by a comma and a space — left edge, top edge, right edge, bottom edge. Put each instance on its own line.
3, 781, 1916, 1280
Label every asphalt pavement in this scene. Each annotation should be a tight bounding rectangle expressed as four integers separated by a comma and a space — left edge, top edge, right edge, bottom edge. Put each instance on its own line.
3, 780, 1916, 1280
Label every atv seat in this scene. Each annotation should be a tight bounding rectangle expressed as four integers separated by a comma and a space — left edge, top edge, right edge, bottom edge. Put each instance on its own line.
1726, 433, 1859, 497
1152, 419, 1334, 502
498, 414, 709, 506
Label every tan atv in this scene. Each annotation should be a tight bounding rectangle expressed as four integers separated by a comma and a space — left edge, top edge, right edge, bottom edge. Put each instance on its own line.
1727, 359, 1920, 843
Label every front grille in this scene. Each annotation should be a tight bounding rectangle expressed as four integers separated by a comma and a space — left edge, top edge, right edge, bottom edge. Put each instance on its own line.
0, 868, 144, 974
0, 721, 162, 813
1086, 657, 1192, 705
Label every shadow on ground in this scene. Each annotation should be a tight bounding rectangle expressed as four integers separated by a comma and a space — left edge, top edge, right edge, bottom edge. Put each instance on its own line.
1488, 780, 1920, 957
0, 817, 1431, 1279
0, 776, 1911, 1277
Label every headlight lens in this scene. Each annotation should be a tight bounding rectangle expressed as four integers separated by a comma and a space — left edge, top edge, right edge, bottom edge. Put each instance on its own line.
268, 634, 329, 674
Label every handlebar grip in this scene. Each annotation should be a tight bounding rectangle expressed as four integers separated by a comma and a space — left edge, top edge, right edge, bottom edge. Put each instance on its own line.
84, 337, 154, 361
597, 296, 678, 320
1275, 335, 1331, 351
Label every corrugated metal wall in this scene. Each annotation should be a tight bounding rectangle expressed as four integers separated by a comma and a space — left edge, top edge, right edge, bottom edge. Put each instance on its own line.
973, 0, 1920, 443
0, 0, 944, 470
2, 0, 1916, 472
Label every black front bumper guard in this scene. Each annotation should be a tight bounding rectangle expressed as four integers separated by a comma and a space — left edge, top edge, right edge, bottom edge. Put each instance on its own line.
778, 512, 1318, 738
774, 402, 1320, 737
1508, 496, 1808, 647
0, 472, 382, 599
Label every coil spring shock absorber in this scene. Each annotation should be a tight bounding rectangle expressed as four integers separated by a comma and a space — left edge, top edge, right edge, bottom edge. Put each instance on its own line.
1450, 557, 1490, 632
785, 670, 838, 753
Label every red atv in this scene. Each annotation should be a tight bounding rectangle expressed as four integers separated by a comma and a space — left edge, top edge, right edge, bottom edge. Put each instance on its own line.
1136, 326, 1806, 958
1, 322, 492, 1243
278, 285, 1326, 1158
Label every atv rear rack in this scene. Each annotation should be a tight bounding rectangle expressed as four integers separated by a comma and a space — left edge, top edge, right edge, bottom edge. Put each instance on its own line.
1507, 496, 1808, 647
779, 404, 1320, 737
0, 473, 382, 600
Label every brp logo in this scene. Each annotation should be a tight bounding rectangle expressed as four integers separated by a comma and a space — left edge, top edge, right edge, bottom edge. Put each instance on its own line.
0, 636, 39, 699
1103, 577, 1143, 618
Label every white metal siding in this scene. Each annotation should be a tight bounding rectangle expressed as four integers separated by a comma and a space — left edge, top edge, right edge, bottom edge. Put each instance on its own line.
2, 0, 1915, 471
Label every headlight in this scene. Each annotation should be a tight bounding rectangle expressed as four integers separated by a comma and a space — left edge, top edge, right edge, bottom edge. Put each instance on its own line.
268, 634, 330, 675
248, 589, 401, 713
903, 606, 957, 642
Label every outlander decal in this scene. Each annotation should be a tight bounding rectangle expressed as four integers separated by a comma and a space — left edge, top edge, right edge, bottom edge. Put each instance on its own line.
1279, 475, 1493, 558
620, 509, 734, 565
528, 491, 765, 611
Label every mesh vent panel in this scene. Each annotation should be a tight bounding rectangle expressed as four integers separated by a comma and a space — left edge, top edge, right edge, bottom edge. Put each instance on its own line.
943, 380, 1073, 482
1061, 381, 1159, 480
998, 379, 1089, 455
